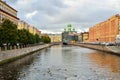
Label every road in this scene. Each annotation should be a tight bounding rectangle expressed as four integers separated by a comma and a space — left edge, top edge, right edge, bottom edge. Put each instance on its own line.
0, 45, 120, 80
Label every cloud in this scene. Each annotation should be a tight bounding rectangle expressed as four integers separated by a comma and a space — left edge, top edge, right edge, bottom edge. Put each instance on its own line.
2, 0, 17, 4
26, 10, 38, 19
50, 0, 119, 23
4, 0, 120, 33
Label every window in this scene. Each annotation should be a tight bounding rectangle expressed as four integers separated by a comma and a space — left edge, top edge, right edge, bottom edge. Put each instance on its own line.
119, 21, 120, 27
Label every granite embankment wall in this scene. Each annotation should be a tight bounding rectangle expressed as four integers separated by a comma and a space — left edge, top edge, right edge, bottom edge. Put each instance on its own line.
74, 44, 120, 54
0, 44, 53, 65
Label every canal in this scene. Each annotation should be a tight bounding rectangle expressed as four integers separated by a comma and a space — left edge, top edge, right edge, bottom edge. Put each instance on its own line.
0, 45, 120, 80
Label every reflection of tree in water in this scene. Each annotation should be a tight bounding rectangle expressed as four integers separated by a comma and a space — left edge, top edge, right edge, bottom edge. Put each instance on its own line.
89, 51, 120, 73
0, 51, 41, 80
44, 48, 49, 53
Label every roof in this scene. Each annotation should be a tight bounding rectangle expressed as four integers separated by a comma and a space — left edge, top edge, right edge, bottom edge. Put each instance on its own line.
0, 8, 19, 20
0, 0, 17, 12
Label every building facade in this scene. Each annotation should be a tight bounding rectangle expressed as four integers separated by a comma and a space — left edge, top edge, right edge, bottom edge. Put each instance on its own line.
0, 0, 19, 24
48, 34, 61, 43
36, 29, 41, 36
78, 33, 83, 42
0, 0, 41, 37
62, 24, 78, 43
78, 32, 89, 43
89, 14, 120, 42
83, 32, 89, 42
18, 20, 29, 30
18, 20, 41, 36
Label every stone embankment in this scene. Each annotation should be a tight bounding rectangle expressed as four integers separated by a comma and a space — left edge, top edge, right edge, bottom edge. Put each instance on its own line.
74, 43, 120, 55
0, 44, 52, 65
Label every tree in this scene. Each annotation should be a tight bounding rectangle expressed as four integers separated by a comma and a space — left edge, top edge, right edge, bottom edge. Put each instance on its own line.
18, 29, 41, 45
17, 29, 28, 44
35, 34, 41, 43
41, 35, 51, 43
0, 19, 41, 47
0, 19, 18, 46
27, 32, 36, 44
0, 26, 4, 46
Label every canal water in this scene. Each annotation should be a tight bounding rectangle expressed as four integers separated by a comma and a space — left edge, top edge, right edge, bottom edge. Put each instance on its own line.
0, 45, 120, 80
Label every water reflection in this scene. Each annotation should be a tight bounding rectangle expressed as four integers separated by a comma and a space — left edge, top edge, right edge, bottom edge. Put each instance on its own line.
0, 45, 120, 80
0, 50, 43, 80
89, 52, 120, 73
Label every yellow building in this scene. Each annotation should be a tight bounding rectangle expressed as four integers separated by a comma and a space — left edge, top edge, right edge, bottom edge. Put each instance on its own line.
82, 32, 89, 42
18, 20, 29, 30
0, 0, 19, 24
18, 20, 41, 36
0, 0, 41, 36
29, 26, 41, 35
28, 26, 34, 34
48, 34, 62, 42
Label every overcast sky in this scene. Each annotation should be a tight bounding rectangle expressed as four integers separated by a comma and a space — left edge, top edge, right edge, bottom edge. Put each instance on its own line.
4, 0, 120, 33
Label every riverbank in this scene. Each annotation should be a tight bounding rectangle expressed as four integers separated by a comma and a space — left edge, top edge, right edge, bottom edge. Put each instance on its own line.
0, 44, 53, 65
74, 43, 120, 55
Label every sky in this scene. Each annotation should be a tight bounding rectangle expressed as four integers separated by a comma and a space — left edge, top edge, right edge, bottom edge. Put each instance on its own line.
3, 0, 120, 34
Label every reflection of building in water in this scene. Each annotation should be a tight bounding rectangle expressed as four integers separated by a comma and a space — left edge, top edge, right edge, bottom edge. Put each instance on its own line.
62, 24, 78, 43
89, 52, 120, 73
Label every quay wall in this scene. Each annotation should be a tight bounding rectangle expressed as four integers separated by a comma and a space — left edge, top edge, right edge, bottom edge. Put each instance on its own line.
74, 43, 120, 54
0, 44, 53, 65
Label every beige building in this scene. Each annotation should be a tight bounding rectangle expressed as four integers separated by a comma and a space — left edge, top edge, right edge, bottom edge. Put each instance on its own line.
0, 0, 19, 24
18, 20, 41, 36
78, 32, 89, 43
83, 32, 89, 42
0, 0, 41, 36
48, 34, 62, 42
29, 26, 41, 36
18, 20, 29, 30
28, 26, 35, 34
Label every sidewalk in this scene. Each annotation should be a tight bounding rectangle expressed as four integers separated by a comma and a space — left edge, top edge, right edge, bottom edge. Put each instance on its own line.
0, 44, 51, 65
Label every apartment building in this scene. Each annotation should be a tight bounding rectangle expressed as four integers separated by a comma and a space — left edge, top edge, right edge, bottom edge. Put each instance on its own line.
89, 14, 120, 42
18, 20, 29, 30
0, 0, 19, 24
48, 34, 61, 42
29, 26, 41, 35
18, 20, 41, 36
82, 32, 89, 42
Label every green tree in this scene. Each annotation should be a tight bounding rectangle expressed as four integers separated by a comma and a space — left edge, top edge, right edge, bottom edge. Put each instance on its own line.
0, 26, 4, 46
0, 19, 41, 47
18, 29, 41, 45
27, 32, 36, 44
35, 34, 41, 43
0, 19, 18, 46
17, 29, 28, 44
41, 35, 51, 43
